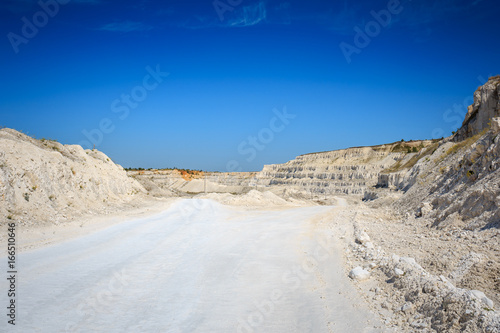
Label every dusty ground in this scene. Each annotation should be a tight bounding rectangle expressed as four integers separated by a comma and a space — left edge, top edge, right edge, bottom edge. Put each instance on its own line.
2, 198, 388, 333
2, 197, 178, 253
361, 200, 500, 306
3, 192, 499, 332
331, 196, 500, 332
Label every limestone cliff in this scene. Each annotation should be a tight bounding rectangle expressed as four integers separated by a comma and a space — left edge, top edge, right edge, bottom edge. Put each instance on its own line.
455, 76, 500, 141
256, 141, 436, 195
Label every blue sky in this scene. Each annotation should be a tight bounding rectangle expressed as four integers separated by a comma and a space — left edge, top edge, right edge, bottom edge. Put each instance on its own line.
1, 0, 499, 171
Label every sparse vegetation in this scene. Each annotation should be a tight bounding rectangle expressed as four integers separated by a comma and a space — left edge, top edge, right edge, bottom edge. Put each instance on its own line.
40, 138, 57, 143
7, 215, 12, 220
125, 167, 203, 173
383, 142, 440, 174
24, 193, 30, 202
441, 130, 487, 161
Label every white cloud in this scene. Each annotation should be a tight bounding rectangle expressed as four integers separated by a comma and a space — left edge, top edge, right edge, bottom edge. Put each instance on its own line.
228, 1, 267, 27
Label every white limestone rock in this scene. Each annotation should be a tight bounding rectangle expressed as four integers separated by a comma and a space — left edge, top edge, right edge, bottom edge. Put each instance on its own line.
349, 266, 371, 281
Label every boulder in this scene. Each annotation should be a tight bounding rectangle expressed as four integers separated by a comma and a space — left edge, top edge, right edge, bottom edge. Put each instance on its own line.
416, 202, 432, 217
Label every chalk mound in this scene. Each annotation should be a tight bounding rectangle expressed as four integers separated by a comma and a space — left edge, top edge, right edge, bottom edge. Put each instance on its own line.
0, 128, 145, 225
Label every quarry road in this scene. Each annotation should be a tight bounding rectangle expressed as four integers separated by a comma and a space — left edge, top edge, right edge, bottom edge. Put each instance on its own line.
2, 199, 382, 333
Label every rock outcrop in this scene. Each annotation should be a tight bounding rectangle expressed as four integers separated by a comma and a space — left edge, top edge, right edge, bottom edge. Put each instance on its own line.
455, 75, 500, 141
255, 141, 436, 195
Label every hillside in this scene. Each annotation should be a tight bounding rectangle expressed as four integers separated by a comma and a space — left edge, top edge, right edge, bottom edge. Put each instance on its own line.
367, 76, 500, 231
0, 128, 146, 225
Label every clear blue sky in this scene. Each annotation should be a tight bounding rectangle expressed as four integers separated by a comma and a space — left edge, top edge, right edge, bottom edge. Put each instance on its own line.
1, 0, 499, 171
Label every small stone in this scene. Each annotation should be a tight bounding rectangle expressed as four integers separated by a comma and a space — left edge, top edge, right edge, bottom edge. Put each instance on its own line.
394, 268, 405, 277
400, 257, 416, 265
410, 320, 428, 329
349, 266, 371, 281
469, 290, 495, 308
355, 231, 371, 244
401, 303, 413, 313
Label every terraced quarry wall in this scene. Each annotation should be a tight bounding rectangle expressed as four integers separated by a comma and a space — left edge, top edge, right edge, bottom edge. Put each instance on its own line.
256, 141, 436, 195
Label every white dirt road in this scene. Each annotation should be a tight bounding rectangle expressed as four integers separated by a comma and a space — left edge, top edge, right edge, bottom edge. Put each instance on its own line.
1, 199, 383, 332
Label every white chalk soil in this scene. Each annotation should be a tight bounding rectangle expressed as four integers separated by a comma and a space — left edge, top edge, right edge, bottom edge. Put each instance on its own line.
1, 199, 385, 332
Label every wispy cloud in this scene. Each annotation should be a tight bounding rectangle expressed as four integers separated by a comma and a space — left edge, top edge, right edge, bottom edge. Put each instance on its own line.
227, 1, 267, 27
168, 1, 286, 30
97, 21, 153, 32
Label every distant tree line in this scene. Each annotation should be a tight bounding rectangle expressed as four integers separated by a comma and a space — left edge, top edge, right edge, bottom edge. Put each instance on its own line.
124, 167, 205, 174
